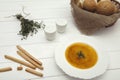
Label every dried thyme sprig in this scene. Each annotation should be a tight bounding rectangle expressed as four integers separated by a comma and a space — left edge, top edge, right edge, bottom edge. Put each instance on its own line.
15, 14, 45, 40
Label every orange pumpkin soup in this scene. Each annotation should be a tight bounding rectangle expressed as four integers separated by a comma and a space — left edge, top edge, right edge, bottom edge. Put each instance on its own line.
65, 42, 98, 69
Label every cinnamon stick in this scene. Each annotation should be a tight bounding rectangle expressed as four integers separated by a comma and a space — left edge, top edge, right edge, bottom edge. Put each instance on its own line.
25, 68, 43, 77
16, 45, 42, 65
4, 55, 36, 69
17, 51, 43, 70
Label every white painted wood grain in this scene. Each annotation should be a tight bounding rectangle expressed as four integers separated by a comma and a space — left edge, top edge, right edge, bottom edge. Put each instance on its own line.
0, 58, 120, 80
0, 0, 120, 80
0, 44, 120, 70
0, 32, 120, 50
0, 0, 71, 22
0, 58, 64, 80
0, 18, 120, 50
30, 69, 120, 80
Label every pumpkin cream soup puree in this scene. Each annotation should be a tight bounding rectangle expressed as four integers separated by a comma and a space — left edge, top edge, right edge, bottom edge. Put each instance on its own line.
65, 42, 98, 69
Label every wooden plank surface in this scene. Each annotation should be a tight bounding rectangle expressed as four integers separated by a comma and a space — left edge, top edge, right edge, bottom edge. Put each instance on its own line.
0, 0, 120, 80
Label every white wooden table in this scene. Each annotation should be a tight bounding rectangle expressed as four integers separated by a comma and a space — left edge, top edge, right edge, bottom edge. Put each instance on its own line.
0, 0, 120, 80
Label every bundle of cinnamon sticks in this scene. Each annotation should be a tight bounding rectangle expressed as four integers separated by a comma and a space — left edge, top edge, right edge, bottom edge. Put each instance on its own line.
0, 45, 43, 77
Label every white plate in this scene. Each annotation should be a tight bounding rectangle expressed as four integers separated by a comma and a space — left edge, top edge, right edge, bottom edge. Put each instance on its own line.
55, 41, 109, 79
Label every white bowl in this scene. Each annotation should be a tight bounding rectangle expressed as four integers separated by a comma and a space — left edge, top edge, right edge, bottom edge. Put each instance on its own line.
54, 41, 109, 79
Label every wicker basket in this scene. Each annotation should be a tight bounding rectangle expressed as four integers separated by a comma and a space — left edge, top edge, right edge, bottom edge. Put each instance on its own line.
71, 0, 120, 35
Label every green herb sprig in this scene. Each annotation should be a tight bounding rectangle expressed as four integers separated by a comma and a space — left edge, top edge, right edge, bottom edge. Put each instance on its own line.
15, 14, 45, 40
77, 51, 85, 59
